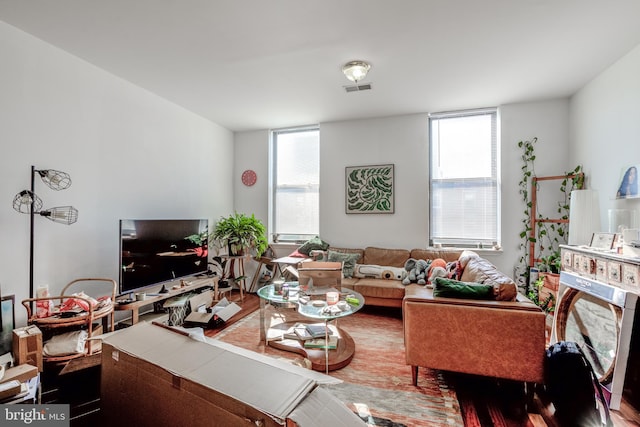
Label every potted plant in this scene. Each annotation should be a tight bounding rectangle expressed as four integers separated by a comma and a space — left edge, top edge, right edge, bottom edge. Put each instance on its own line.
537, 252, 561, 300
209, 212, 268, 257
528, 275, 556, 314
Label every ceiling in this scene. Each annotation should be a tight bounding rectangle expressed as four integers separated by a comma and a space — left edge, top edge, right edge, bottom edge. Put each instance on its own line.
2, 1, 640, 132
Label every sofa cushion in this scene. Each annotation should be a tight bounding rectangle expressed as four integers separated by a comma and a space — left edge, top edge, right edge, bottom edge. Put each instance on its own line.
363, 247, 410, 268
410, 249, 462, 262
353, 264, 406, 280
345, 277, 406, 300
326, 250, 361, 278
433, 277, 494, 300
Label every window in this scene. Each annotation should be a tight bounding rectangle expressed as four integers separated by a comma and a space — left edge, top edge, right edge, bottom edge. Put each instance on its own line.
429, 108, 500, 248
270, 126, 320, 243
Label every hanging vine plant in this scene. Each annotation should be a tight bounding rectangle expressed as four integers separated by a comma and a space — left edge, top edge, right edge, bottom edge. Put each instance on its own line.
516, 137, 583, 296
517, 137, 538, 279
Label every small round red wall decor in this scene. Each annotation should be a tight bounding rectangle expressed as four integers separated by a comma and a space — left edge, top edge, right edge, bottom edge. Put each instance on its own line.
241, 169, 257, 186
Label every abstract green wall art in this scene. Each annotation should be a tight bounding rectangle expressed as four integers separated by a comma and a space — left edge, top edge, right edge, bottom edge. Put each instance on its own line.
345, 164, 394, 214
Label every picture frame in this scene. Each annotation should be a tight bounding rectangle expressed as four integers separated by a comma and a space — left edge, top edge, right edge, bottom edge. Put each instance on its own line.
0, 295, 15, 356
590, 232, 616, 250
616, 164, 639, 199
345, 164, 394, 214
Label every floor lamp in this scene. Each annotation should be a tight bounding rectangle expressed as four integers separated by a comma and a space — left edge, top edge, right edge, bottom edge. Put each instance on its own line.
12, 166, 78, 303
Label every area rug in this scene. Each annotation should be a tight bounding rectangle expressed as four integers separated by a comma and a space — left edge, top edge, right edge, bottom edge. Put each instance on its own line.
212, 306, 463, 427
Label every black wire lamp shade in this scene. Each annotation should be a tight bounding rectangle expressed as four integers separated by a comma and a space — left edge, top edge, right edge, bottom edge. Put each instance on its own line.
12, 190, 43, 214
39, 206, 79, 225
36, 169, 72, 191
12, 166, 78, 302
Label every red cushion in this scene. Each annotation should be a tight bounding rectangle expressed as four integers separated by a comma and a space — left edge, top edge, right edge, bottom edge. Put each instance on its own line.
289, 248, 307, 258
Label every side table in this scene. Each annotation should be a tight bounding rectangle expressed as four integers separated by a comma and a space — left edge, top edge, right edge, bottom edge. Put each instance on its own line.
218, 255, 248, 302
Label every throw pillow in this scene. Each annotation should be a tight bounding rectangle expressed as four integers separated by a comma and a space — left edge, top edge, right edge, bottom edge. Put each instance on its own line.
288, 248, 307, 258
433, 277, 494, 300
327, 250, 361, 278
459, 256, 518, 301
352, 264, 406, 280
297, 236, 330, 255
446, 260, 463, 280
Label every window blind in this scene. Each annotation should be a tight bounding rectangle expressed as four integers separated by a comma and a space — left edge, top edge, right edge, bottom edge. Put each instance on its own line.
429, 109, 499, 248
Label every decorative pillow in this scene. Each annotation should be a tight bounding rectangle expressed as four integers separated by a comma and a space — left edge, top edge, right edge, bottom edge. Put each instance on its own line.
433, 277, 494, 300
353, 264, 406, 280
459, 255, 518, 301
297, 236, 330, 255
327, 250, 361, 278
446, 260, 463, 281
43, 330, 88, 356
288, 248, 307, 258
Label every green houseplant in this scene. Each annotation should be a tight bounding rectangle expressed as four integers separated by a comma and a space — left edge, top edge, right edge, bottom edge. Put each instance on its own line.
210, 212, 268, 257
517, 137, 583, 305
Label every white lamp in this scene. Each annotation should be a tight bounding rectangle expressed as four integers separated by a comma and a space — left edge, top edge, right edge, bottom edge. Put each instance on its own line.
568, 189, 601, 246
342, 61, 371, 83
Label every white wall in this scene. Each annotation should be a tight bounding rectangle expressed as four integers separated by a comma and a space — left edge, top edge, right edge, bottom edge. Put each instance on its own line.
570, 44, 640, 229
0, 21, 234, 326
319, 115, 430, 249
499, 100, 571, 274
234, 130, 270, 226
234, 100, 571, 277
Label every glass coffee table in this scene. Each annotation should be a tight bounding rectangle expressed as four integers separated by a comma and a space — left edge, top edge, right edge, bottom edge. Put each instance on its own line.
257, 282, 365, 373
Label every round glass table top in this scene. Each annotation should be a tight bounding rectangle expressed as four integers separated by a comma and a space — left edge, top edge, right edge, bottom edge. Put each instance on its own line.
257, 282, 365, 320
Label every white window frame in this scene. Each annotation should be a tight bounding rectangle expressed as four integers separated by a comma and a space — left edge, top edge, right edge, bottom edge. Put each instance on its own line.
429, 108, 500, 249
269, 125, 320, 243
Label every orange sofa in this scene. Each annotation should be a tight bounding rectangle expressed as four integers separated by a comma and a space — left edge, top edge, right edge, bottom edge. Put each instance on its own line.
316, 246, 546, 385
403, 281, 546, 385
317, 246, 463, 308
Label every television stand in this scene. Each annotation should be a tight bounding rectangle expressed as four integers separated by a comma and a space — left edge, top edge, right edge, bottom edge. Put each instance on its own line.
115, 276, 220, 325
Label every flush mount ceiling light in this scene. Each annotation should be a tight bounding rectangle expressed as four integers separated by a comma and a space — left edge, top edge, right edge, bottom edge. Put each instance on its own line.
342, 60, 371, 83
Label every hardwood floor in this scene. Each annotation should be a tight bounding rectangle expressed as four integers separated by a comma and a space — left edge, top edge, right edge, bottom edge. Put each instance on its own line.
40, 291, 640, 427
213, 294, 640, 426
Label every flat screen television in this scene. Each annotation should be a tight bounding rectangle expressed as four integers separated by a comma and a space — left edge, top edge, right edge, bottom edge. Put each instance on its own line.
119, 219, 209, 295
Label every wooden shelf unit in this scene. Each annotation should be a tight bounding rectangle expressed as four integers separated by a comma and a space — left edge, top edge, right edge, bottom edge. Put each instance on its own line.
114, 276, 219, 325
529, 173, 583, 267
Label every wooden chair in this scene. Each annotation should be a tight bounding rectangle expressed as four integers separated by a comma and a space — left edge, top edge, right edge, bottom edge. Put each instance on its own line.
297, 261, 343, 291
21, 278, 117, 367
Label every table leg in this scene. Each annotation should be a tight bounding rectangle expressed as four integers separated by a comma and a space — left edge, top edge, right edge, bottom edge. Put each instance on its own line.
324, 319, 329, 375
259, 296, 266, 343
238, 258, 245, 302
249, 259, 265, 293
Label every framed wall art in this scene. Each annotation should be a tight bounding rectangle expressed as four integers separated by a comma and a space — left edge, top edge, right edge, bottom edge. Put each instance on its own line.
345, 164, 394, 214
616, 164, 639, 199
0, 295, 15, 356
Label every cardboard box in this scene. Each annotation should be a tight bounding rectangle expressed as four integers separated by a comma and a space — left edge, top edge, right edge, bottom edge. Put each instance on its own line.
162, 293, 194, 326
12, 326, 43, 372
101, 322, 363, 427
183, 294, 241, 328
1, 364, 38, 385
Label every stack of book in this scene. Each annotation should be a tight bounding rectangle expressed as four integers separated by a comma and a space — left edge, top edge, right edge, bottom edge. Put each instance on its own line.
303, 335, 338, 350
304, 323, 332, 339
280, 323, 338, 349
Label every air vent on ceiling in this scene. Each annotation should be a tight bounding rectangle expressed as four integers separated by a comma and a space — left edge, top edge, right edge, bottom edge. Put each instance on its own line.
344, 83, 372, 93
